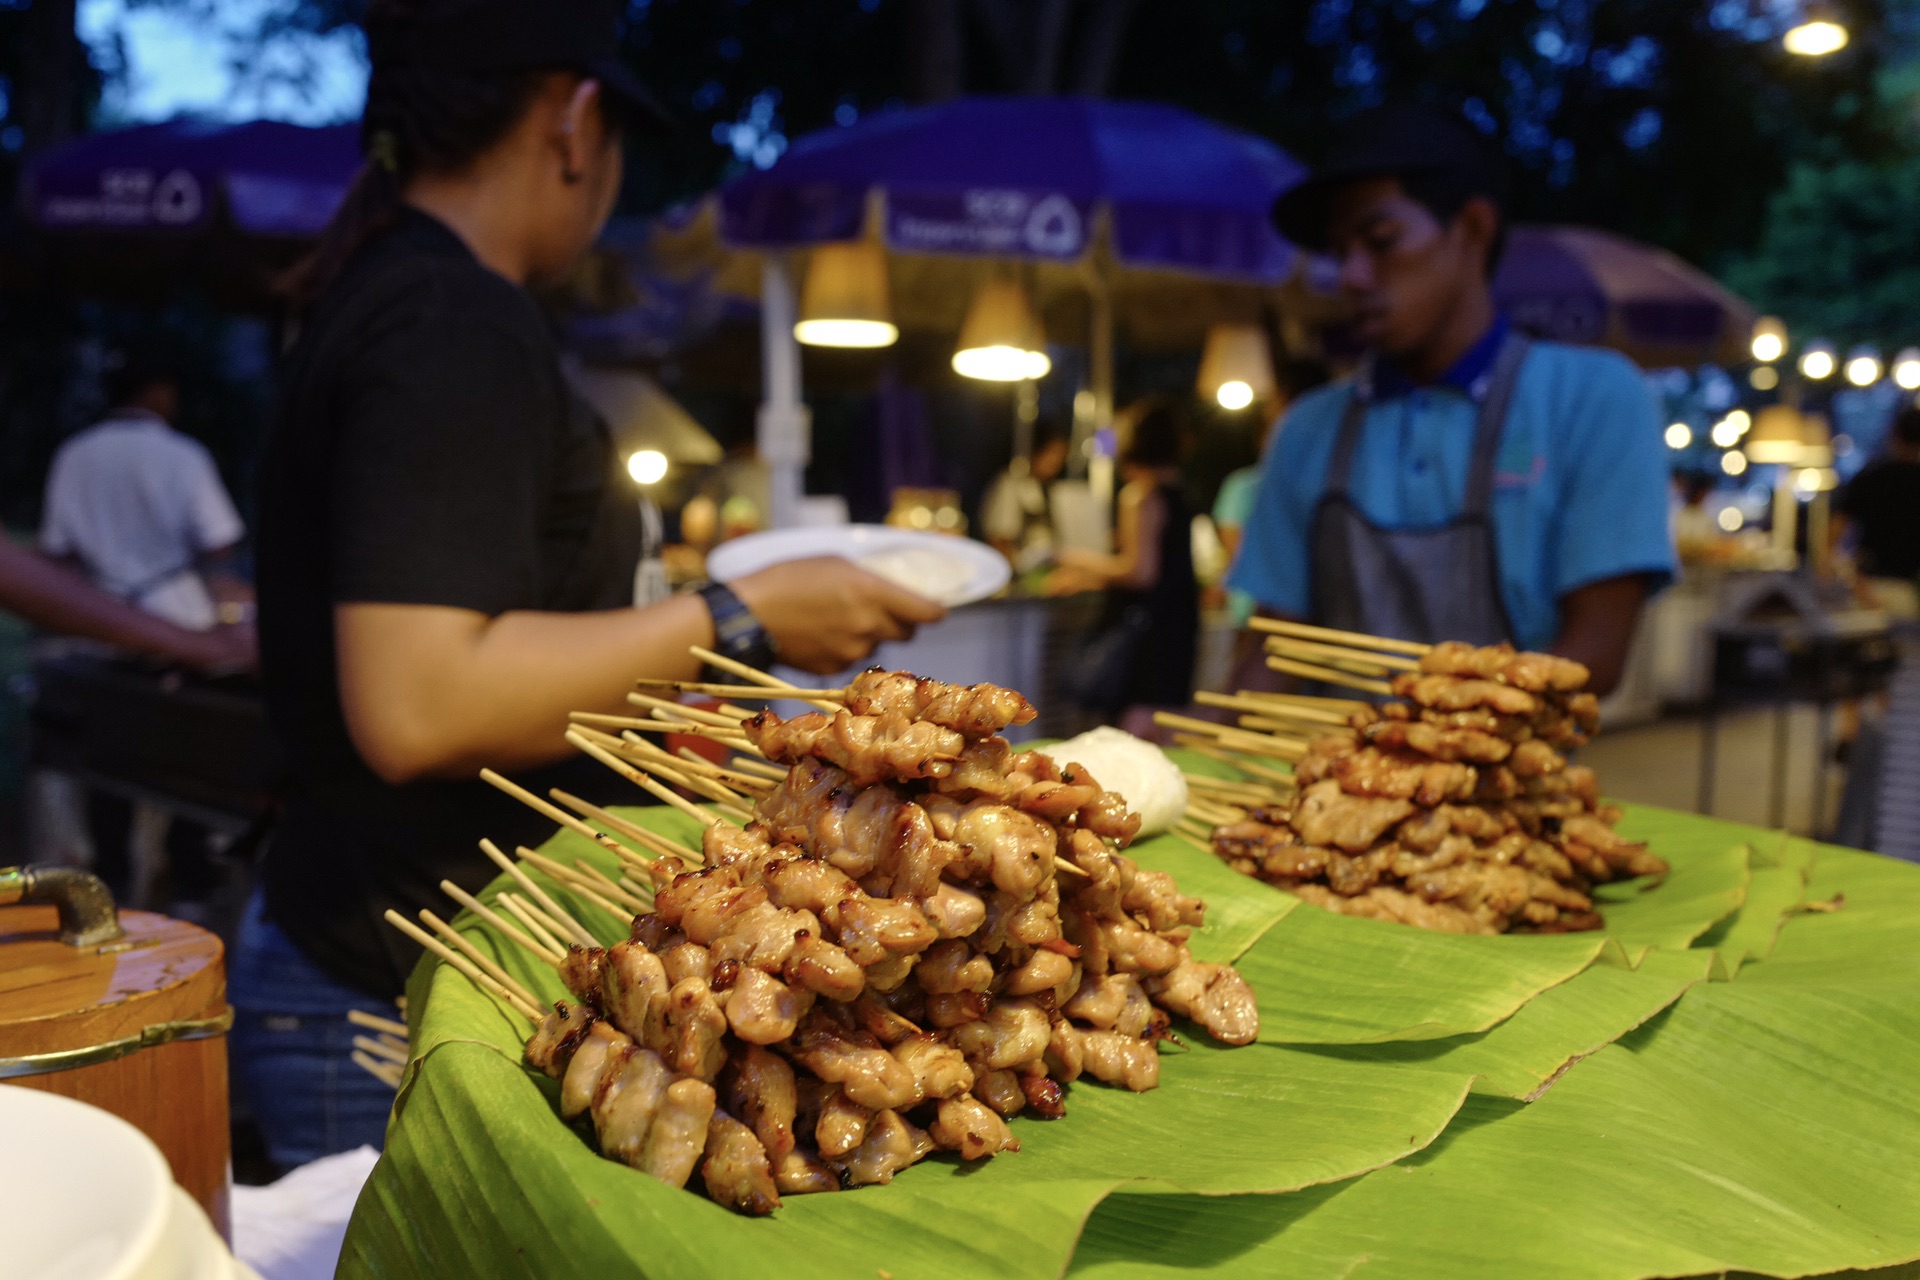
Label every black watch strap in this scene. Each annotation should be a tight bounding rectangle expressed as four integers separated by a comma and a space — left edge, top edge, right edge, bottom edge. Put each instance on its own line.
696, 581, 776, 674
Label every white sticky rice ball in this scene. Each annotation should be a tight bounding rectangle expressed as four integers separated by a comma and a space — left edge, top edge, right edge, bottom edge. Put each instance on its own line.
1040, 726, 1188, 837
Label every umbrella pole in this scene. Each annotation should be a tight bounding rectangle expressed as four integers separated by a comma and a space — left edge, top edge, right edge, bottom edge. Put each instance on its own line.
758, 254, 811, 529
1089, 268, 1116, 536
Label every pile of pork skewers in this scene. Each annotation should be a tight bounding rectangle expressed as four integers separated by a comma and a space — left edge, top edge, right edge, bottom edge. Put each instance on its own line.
390, 650, 1258, 1216
1161, 622, 1667, 935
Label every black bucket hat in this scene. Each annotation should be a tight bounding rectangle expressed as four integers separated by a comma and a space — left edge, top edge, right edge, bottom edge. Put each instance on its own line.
367, 0, 672, 133
1272, 105, 1508, 251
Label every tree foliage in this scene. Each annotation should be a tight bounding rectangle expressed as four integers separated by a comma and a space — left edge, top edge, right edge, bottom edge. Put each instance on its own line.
1724, 154, 1920, 346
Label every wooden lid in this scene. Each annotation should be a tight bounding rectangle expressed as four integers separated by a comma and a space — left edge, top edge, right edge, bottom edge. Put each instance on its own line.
0, 906, 225, 1059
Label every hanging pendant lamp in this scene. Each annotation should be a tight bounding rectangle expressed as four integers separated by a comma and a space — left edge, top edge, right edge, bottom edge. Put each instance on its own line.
793, 242, 898, 348
952, 280, 1050, 382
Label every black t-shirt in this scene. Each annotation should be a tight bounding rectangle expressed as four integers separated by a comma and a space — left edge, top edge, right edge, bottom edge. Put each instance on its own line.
256, 209, 643, 998
1837, 458, 1920, 581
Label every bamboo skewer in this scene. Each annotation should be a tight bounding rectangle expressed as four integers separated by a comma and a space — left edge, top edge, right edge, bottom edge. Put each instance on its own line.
609, 717, 758, 753
347, 1008, 410, 1039
417, 908, 542, 1011
720, 754, 788, 782
689, 645, 840, 713
514, 847, 630, 919
568, 731, 723, 828
1194, 690, 1355, 725
1265, 635, 1421, 672
352, 1051, 403, 1088
353, 1033, 408, 1067
1153, 712, 1311, 760
478, 839, 598, 949
1248, 616, 1432, 655
626, 691, 749, 728
384, 908, 542, 1021
671, 746, 775, 792
1264, 653, 1394, 697
1171, 736, 1300, 786
497, 893, 569, 958
572, 856, 651, 913
439, 879, 563, 965
547, 789, 692, 870
634, 678, 848, 704
615, 733, 757, 818
479, 768, 652, 865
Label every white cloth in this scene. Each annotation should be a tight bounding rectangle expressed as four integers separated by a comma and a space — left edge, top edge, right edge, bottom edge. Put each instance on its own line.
40, 411, 244, 630
231, 1145, 381, 1280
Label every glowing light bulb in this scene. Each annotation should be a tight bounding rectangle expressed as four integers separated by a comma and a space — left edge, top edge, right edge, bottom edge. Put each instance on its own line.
1664, 422, 1693, 450
1717, 506, 1744, 532
1783, 19, 1848, 56
1800, 345, 1836, 380
1750, 366, 1780, 391
1845, 349, 1882, 386
1893, 349, 1920, 390
1710, 412, 1750, 448
628, 450, 668, 485
1721, 450, 1748, 476
1794, 467, 1823, 493
1216, 380, 1255, 411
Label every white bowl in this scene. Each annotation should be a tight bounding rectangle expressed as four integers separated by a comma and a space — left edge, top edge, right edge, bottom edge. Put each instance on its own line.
0, 1086, 256, 1280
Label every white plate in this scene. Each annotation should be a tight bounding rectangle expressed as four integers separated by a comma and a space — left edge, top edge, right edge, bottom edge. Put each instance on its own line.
706, 526, 1011, 608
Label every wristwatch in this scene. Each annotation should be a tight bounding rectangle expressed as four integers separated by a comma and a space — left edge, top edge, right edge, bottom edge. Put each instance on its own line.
695, 581, 776, 674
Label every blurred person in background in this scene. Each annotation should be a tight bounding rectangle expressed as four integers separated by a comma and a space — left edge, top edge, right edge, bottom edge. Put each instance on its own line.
245, 0, 941, 1170
1049, 399, 1199, 735
39, 351, 253, 915
1212, 359, 1330, 627
1835, 403, 1920, 620
0, 541, 251, 670
1227, 105, 1673, 695
981, 415, 1071, 571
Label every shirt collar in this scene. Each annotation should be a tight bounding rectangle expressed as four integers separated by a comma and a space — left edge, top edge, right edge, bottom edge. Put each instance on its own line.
1365, 315, 1512, 403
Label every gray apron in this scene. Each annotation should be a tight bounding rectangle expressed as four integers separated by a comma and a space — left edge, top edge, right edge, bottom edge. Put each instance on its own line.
1308, 334, 1531, 647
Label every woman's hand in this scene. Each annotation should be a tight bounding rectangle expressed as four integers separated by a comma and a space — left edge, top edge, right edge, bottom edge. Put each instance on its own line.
731, 557, 946, 674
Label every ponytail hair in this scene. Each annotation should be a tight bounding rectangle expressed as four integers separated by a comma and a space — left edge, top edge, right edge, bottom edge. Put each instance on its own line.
282, 0, 548, 310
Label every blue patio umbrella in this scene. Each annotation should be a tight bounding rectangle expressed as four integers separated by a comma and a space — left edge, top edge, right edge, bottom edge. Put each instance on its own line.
720, 95, 1306, 285
21, 120, 359, 306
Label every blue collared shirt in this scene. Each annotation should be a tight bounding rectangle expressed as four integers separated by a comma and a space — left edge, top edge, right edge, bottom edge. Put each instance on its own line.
1225, 329, 1676, 651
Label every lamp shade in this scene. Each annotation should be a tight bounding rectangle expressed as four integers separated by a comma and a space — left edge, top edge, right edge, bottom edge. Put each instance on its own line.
794, 241, 898, 348
953, 280, 1050, 381
1197, 323, 1276, 410
1745, 405, 1806, 464
1798, 412, 1834, 467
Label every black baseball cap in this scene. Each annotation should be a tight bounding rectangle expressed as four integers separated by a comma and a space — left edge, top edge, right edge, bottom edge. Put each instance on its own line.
366, 0, 671, 132
1272, 105, 1509, 251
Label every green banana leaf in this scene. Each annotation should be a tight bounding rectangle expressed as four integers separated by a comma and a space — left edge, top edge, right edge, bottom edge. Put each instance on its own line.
1068, 836, 1920, 1280
344, 796, 1920, 1280
1301, 944, 1716, 1099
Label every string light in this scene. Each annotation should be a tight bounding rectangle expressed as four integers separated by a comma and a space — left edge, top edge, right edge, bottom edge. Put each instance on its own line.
627, 450, 668, 485
1722, 450, 1748, 476
1664, 422, 1693, 450
1717, 507, 1744, 532
1799, 343, 1836, 380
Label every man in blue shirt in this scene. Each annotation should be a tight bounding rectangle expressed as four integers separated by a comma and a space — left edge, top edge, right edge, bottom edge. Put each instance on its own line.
1227, 107, 1673, 693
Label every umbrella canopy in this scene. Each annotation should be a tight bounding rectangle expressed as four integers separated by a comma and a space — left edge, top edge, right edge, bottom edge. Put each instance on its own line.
722, 95, 1306, 283
20, 120, 359, 307
1494, 225, 1756, 369
647, 96, 1327, 354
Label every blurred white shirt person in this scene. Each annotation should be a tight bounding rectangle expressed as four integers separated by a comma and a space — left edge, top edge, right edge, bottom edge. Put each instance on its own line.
41, 356, 249, 632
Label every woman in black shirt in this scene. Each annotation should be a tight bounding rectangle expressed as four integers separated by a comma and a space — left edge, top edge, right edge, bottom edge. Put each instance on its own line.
236, 0, 942, 1168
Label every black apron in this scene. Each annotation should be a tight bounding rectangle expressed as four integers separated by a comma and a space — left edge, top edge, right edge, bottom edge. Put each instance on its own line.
1308, 334, 1531, 647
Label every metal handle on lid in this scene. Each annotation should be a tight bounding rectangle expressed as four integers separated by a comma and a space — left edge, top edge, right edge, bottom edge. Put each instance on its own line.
0, 864, 123, 948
